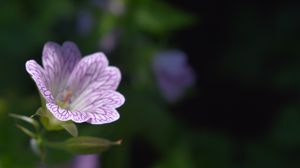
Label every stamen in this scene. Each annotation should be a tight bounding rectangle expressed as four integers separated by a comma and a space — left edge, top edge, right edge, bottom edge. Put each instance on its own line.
63, 89, 73, 103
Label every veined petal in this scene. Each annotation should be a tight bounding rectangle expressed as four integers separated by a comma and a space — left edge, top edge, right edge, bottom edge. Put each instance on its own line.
92, 66, 121, 90
42, 42, 82, 97
70, 90, 124, 124
46, 103, 89, 123
61, 41, 81, 78
55, 42, 82, 95
46, 90, 124, 124
87, 108, 120, 124
66, 52, 108, 96
42, 42, 64, 96
71, 90, 125, 111
25, 60, 55, 103
73, 66, 121, 99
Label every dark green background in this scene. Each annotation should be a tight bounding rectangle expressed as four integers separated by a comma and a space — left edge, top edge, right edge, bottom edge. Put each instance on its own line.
0, 0, 300, 167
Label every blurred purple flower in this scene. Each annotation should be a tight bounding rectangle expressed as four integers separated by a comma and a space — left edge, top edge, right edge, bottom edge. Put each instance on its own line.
73, 154, 99, 168
99, 29, 121, 53
153, 50, 195, 102
26, 41, 125, 124
76, 10, 93, 36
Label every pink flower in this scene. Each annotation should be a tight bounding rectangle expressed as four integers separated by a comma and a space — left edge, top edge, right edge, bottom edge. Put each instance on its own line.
73, 154, 99, 168
99, 29, 121, 53
153, 50, 195, 102
26, 41, 125, 124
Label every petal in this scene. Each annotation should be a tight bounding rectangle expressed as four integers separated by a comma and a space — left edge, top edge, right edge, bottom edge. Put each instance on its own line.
42, 41, 82, 97
42, 42, 64, 96
46, 103, 89, 123
46, 89, 124, 124
73, 154, 99, 168
25, 60, 55, 103
78, 66, 121, 96
92, 66, 121, 90
55, 42, 82, 94
70, 90, 124, 124
87, 108, 120, 124
71, 90, 125, 111
66, 52, 108, 96
61, 41, 81, 77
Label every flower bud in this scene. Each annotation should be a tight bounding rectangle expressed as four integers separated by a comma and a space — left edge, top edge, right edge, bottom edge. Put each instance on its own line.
48, 136, 121, 154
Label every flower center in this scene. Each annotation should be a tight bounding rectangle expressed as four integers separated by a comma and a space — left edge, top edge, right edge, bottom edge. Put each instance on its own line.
63, 90, 72, 103
56, 89, 73, 109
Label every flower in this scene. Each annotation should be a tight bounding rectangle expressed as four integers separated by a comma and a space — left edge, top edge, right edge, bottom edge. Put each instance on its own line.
26, 41, 125, 124
72, 154, 99, 168
153, 50, 195, 102
99, 29, 121, 53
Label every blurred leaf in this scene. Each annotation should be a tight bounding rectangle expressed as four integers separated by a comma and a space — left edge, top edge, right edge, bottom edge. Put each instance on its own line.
9, 113, 39, 130
61, 122, 78, 137
118, 88, 176, 152
97, 13, 119, 36
194, 132, 232, 168
101, 141, 130, 168
243, 142, 284, 168
15, 124, 35, 138
47, 136, 121, 154
271, 104, 300, 147
153, 144, 196, 168
0, 0, 73, 56
134, 0, 195, 36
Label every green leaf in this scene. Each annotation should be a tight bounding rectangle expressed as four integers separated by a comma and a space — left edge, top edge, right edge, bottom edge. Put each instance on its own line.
15, 124, 36, 138
47, 136, 122, 154
9, 113, 39, 130
60, 122, 78, 137
134, 1, 196, 36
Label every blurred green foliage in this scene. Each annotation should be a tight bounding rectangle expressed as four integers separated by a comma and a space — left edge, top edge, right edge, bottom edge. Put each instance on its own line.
0, 0, 300, 168
0, 0, 197, 167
